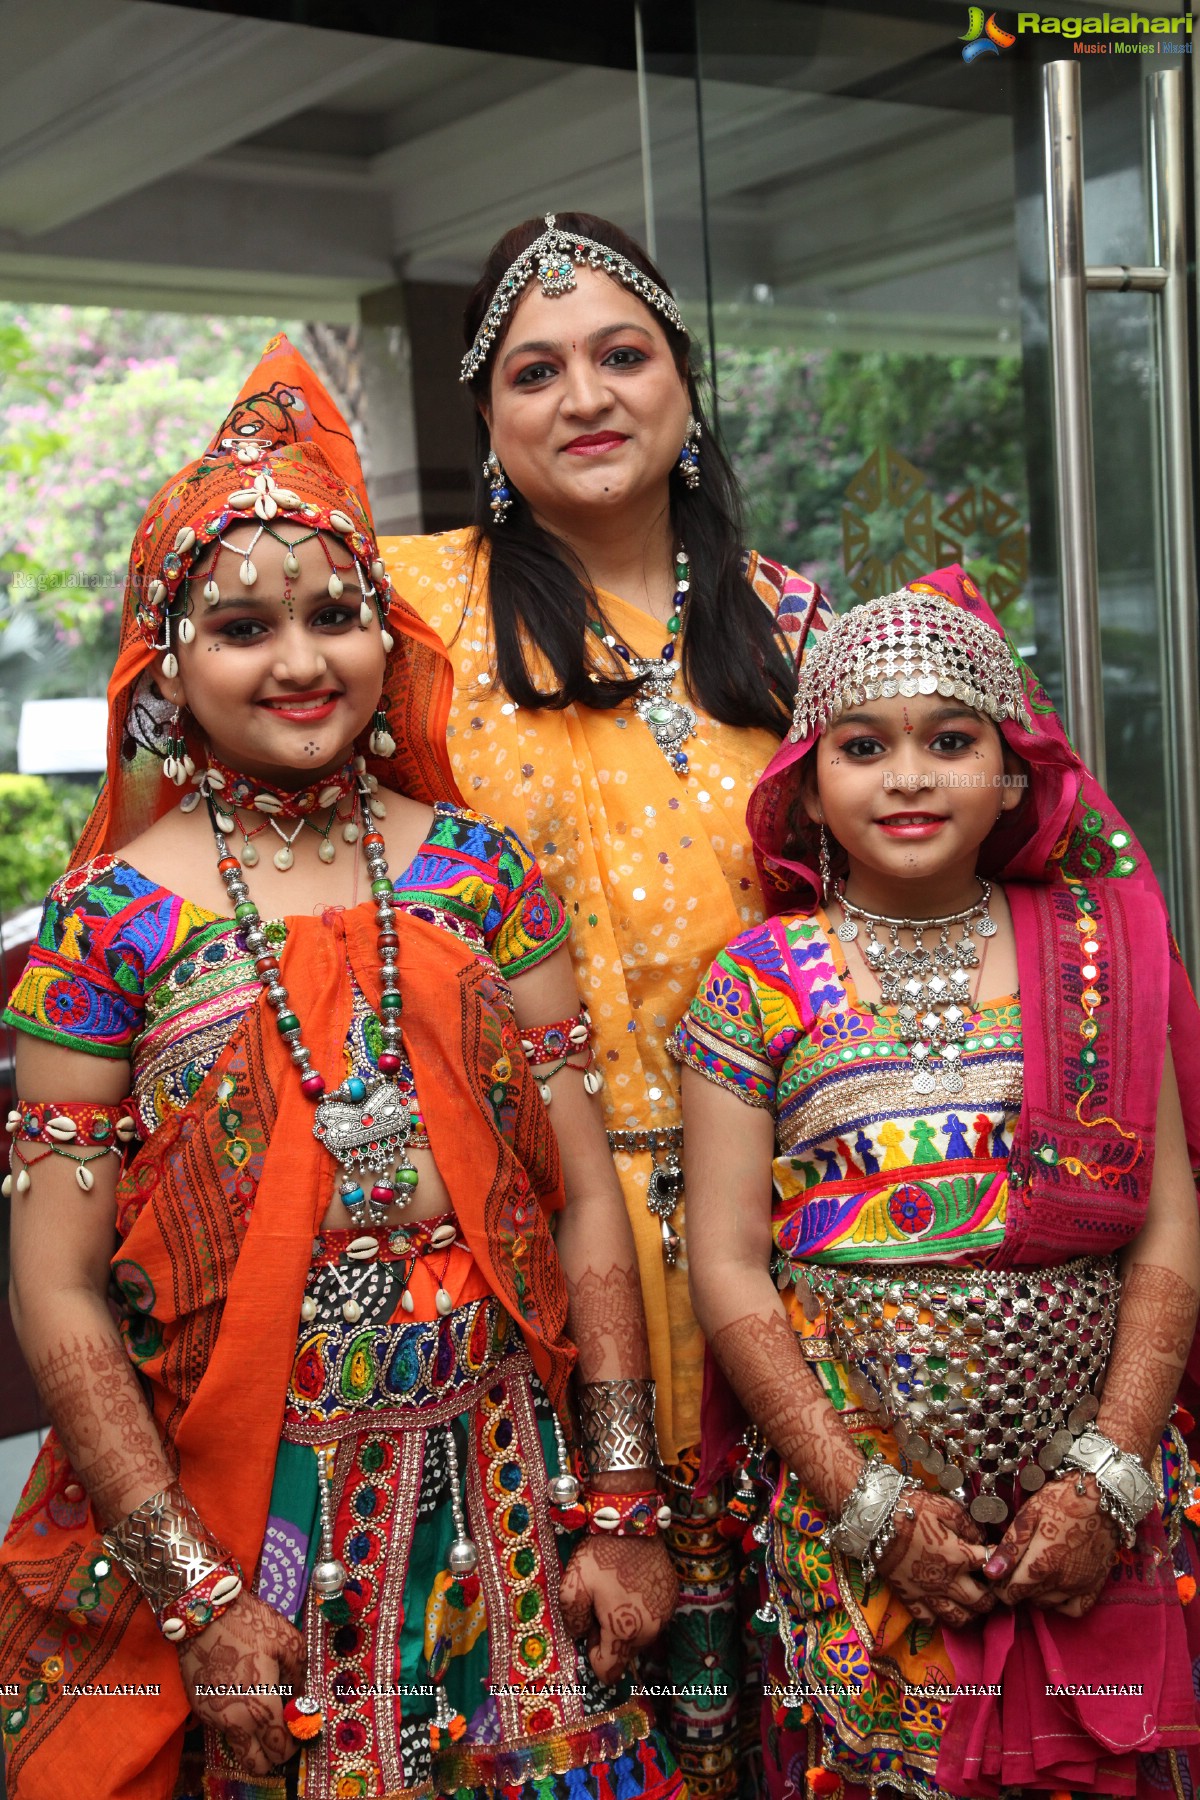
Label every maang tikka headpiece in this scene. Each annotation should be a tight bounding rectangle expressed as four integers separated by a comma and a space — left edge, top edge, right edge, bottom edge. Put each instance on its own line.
460, 214, 686, 383
788, 589, 1032, 744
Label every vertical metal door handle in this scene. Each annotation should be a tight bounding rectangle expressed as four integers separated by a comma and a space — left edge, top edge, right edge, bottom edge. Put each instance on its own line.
1148, 69, 1200, 979
1043, 60, 1106, 781
1043, 61, 1200, 978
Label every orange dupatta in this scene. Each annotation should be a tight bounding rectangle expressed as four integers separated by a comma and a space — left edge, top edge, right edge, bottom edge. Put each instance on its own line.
0, 902, 568, 1799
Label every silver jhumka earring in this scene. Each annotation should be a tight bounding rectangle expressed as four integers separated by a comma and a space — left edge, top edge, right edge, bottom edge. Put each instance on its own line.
485, 451, 512, 524
677, 417, 701, 490
818, 824, 832, 901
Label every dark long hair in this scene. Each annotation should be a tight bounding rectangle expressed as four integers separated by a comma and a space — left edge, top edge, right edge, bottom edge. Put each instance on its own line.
463, 212, 795, 734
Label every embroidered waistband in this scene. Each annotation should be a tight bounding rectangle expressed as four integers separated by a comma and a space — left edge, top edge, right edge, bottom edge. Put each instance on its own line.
285, 1296, 518, 1442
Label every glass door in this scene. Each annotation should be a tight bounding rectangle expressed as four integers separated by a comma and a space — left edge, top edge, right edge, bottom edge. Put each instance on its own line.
662, 0, 1198, 972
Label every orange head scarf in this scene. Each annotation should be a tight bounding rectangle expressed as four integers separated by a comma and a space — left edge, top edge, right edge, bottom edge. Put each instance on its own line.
75, 333, 460, 863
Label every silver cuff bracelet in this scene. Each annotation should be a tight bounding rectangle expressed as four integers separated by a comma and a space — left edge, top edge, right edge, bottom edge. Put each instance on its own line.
101, 1481, 231, 1613
827, 1460, 919, 1573
1059, 1427, 1158, 1548
576, 1378, 658, 1475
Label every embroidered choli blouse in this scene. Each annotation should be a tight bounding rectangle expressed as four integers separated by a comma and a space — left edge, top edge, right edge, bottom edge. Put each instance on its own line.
673, 910, 1024, 1267
5, 803, 569, 1141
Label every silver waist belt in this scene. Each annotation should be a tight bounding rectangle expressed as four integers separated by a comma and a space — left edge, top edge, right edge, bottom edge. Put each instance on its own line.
799, 1255, 1121, 1525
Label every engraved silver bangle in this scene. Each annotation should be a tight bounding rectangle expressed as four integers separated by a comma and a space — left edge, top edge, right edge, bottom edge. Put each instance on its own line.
101, 1481, 232, 1614
575, 1378, 658, 1476
827, 1460, 919, 1574
1058, 1427, 1158, 1549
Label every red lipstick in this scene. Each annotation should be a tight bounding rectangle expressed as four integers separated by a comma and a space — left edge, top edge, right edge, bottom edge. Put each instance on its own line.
563, 432, 627, 455
875, 812, 947, 839
259, 691, 340, 723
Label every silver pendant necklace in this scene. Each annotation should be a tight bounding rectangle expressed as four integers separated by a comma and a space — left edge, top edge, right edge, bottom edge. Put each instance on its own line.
834, 881, 996, 1096
606, 546, 695, 775
206, 773, 420, 1225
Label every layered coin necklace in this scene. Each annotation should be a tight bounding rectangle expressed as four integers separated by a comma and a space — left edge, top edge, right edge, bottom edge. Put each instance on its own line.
205, 772, 420, 1224
595, 546, 695, 774
833, 881, 997, 1096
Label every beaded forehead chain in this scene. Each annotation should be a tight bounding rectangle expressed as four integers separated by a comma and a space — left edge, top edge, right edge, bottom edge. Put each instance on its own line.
789, 589, 1032, 743
460, 214, 686, 383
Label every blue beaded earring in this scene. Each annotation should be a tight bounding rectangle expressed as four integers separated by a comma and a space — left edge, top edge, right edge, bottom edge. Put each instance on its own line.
485, 450, 512, 524
677, 416, 701, 490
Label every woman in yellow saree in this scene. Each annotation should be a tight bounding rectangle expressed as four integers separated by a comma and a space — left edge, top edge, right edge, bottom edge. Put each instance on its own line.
382, 211, 830, 1800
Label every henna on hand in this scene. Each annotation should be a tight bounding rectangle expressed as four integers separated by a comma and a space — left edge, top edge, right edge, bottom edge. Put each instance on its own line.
1097, 1263, 1199, 1465
988, 1475, 1119, 1615
29, 1332, 172, 1525
179, 1591, 306, 1774
558, 1536, 678, 1683
565, 1263, 648, 1378
874, 1491, 992, 1629
710, 1309, 864, 1514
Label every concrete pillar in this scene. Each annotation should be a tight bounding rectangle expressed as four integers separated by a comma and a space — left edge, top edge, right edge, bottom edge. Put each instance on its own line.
358, 279, 477, 536
359, 285, 423, 534
404, 280, 476, 534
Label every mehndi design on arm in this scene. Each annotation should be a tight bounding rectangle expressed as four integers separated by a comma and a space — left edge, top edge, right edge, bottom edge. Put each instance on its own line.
710, 1310, 863, 1513
1099, 1263, 1199, 1462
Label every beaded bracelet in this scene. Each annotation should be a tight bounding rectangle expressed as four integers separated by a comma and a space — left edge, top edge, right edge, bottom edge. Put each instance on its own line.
584, 1490, 672, 1536
7, 1099, 140, 1146
157, 1559, 245, 1643
4, 1100, 140, 1197
519, 1006, 593, 1065
547, 1485, 672, 1536
518, 1006, 603, 1102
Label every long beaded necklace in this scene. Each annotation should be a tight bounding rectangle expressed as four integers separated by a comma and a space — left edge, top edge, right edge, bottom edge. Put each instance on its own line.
833, 880, 997, 1096
591, 546, 695, 774
206, 774, 420, 1223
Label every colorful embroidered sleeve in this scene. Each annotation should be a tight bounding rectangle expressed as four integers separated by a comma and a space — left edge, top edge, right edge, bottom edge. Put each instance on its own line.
672, 921, 814, 1109
400, 806, 569, 978
673, 947, 770, 1108
2, 858, 213, 1059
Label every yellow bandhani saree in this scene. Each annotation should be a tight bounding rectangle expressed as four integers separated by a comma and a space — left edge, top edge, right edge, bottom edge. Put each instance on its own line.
381, 528, 828, 1459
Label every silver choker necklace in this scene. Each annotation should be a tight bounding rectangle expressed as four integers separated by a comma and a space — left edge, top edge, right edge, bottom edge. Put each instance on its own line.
834, 881, 997, 1096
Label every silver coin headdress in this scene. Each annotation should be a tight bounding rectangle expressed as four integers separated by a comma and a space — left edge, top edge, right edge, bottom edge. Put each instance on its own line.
460, 213, 686, 383
789, 589, 1032, 743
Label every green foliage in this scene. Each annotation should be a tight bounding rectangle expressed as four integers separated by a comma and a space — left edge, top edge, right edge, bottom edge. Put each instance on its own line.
0, 304, 297, 767
0, 774, 95, 918
718, 344, 1029, 620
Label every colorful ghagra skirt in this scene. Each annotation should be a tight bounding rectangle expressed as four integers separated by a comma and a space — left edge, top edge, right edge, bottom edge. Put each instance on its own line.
194, 1217, 684, 1800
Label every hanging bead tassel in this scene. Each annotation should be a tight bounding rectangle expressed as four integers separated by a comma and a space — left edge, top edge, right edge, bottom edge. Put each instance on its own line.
368, 707, 397, 758
425, 1423, 478, 1751
311, 1443, 349, 1621
429, 1682, 467, 1751
443, 1424, 478, 1575
547, 1412, 586, 1530
284, 1695, 324, 1740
